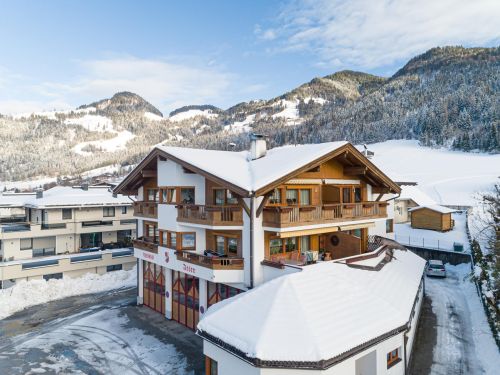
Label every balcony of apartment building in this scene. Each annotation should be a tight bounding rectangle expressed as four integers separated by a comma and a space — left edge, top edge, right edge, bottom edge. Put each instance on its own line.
262, 184, 388, 229
133, 220, 159, 254
161, 229, 244, 283
133, 201, 158, 219
263, 227, 373, 268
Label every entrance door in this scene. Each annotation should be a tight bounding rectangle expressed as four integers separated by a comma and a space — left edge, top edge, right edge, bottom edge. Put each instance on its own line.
142, 261, 165, 314
172, 271, 199, 330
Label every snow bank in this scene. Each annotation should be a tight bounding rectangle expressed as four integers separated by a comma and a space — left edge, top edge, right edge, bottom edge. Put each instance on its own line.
0, 267, 136, 320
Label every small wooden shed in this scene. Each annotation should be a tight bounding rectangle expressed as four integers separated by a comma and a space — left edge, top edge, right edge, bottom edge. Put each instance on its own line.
409, 205, 455, 232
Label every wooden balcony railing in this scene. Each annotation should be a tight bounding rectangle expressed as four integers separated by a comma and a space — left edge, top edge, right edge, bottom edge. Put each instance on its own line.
133, 237, 158, 254
263, 202, 388, 228
176, 251, 244, 270
133, 201, 158, 219
177, 205, 243, 226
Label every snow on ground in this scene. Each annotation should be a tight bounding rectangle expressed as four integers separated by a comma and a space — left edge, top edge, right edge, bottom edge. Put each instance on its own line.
0, 267, 136, 320
169, 109, 218, 122
366, 140, 500, 206
224, 114, 255, 133
14, 308, 189, 375
72, 130, 135, 155
395, 212, 469, 251
64, 114, 114, 132
11, 107, 96, 120
303, 96, 327, 105
272, 99, 302, 125
426, 264, 499, 374
144, 112, 164, 121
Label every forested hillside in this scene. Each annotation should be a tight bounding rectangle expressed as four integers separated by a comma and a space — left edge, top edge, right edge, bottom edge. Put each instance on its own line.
0, 46, 498, 182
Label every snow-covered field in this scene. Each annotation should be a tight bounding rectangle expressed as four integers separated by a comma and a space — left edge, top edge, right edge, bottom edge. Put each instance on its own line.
395, 212, 469, 251
169, 109, 218, 122
0, 267, 136, 320
426, 264, 499, 375
12, 308, 189, 374
367, 140, 500, 206
73, 130, 135, 155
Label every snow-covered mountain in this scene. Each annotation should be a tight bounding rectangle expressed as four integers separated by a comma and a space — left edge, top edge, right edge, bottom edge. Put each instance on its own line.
0, 46, 498, 182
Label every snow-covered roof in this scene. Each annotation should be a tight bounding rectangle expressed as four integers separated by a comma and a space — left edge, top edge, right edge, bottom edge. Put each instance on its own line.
157, 141, 349, 193
0, 193, 36, 207
22, 186, 132, 208
197, 247, 426, 366
408, 205, 456, 214
397, 185, 436, 206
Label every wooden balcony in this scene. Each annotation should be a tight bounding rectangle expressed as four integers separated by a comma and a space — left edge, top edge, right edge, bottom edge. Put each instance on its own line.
133, 201, 157, 219
133, 237, 158, 254
176, 251, 244, 270
262, 202, 388, 228
177, 205, 243, 226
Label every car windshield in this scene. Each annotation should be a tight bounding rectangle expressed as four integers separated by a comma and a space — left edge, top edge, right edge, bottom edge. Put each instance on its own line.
429, 264, 444, 269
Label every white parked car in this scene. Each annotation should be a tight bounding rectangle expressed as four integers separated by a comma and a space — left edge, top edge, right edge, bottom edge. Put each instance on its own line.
426, 260, 446, 277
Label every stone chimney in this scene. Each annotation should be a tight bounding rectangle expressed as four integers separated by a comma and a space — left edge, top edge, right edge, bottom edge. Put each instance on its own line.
36, 189, 43, 199
249, 133, 267, 160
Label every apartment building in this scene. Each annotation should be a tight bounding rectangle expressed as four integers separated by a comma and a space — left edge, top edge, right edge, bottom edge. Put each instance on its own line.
114, 135, 401, 331
0, 185, 137, 288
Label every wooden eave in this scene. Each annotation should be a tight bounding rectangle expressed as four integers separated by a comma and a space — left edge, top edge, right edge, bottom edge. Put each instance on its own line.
254, 143, 401, 196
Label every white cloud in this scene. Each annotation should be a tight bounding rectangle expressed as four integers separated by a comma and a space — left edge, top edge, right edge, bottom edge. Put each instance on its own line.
0, 56, 239, 115
269, 0, 500, 69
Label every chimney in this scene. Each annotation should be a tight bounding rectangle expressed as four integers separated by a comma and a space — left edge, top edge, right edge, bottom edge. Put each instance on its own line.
81, 183, 89, 191
36, 189, 43, 199
249, 133, 267, 160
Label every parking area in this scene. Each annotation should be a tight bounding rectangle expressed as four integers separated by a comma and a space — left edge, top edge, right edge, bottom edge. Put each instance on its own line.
0, 288, 204, 375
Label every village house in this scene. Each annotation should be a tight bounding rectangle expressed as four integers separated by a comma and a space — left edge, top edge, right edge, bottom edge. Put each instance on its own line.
393, 184, 436, 224
114, 135, 401, 330
0, 185, 136, 288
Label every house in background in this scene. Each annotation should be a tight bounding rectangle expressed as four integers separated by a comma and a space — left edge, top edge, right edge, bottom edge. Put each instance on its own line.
409, 205, 456, 232
114, 135, 401, 331
198, 242, 426, 375
394, 184, 436, 223
0, 185, 136, 289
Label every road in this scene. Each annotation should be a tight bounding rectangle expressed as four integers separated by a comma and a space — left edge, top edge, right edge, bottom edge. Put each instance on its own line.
0, 288, 204, 375
410, 266, 493, 375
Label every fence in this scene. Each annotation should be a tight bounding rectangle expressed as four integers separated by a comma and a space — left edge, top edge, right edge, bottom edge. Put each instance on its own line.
394, 234, 463, 252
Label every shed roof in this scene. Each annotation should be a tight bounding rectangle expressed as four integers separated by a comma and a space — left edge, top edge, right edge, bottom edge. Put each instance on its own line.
408, 205, 456, 214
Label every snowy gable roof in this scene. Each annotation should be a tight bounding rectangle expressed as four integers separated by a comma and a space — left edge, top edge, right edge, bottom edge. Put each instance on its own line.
197, 248, 426, 366
24, 186, 131, 208
157, 141, 349, 193
408, 205, 455, 214
0, 193, 36, 207
398, 185, 436, 206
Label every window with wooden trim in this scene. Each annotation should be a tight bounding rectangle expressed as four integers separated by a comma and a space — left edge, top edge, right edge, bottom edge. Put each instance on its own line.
62, 208, 72, 220
213, 189, 238, 205
269, 236, 305, 256
147, 188, 159, 202
159, 230, 194, 250
339, 185, 364, 204
159, 187, 194, 204
213, 234, 239, 256
144, 222, 158, 241
387, 348, 400, 368
285, 188, 311, 205
268, 188, 282, 204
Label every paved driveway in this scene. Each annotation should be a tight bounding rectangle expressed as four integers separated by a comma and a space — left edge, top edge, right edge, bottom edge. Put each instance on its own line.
0, 288, 204, 375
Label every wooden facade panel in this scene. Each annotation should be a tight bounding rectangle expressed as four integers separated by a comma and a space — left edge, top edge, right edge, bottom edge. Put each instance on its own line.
296, 158, 345, 179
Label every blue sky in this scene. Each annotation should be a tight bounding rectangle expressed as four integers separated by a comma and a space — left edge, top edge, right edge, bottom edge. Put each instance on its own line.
0, 0, 498, 115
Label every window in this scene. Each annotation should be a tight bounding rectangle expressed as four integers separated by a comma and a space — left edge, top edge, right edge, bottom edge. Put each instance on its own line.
62, 208, 72, 220
205, 356, 218, 375
270, 238, 283, 255
181, 233, 195, 249
170, 232, 177, 249
213, 235, 239, 256
121, 206, 128, 214
386, 219, 394, 233
107, 264, 123, 272
300, 236, 310, 252
354, 187, 362, 202
147, 188, 159, 202
299, 189, 310, 205
286, 189, 298, 204
103, 207, 115, 217
228, 238, 238, 255
43, 272, 63, 281
161, 187, 177, 204
215, 236, 225, 255
285, 237, 297, 252
269, 188, 282, 204
342, 187, 352, 203
33, 248, 55, 257
20, 238, 33, 250
387, 348, 400, 368
180, 188, 195, 204
213, 189, 238, 205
